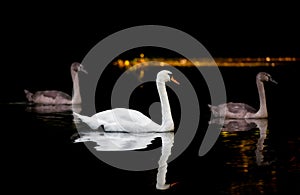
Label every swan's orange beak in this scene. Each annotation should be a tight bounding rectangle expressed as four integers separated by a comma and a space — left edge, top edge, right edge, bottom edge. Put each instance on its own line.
171, 76, 180, 85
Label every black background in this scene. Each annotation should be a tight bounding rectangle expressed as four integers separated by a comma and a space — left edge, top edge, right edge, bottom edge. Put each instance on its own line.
1, 3, 300, 194
1, 2, 299, 103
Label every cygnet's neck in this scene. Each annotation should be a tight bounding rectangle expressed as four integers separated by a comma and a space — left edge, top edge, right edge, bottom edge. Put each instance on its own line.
71, 70, 81, 104
255, 79, 267, 118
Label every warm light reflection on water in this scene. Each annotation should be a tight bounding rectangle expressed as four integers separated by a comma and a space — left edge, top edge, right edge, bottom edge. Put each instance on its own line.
220, 128, 279, 194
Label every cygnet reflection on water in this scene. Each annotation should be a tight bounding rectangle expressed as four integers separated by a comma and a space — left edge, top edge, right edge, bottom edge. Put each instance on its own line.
209, 118, 273, 166
25, 104, 82, 114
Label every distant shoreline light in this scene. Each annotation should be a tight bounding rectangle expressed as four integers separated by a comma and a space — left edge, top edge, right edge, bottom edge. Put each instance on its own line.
114, 56, 298, 69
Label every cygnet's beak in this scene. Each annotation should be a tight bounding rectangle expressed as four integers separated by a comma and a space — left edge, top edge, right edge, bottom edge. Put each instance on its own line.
171, 76, 180, 85
269, 77, 277, 84
80, 65, 88, 74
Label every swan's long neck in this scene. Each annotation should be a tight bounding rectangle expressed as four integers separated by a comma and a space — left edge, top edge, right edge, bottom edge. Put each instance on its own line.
157, 81, 174, 130
71, 70, 81, 104
256, 79, 267, 117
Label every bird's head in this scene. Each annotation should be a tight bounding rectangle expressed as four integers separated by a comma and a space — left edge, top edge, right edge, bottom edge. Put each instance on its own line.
71, 62, 88, 74
156, 70, 180, 85
257, 72, 277, 84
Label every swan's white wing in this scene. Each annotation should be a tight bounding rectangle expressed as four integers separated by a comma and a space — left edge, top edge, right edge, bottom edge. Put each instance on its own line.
93, 108, 161, 133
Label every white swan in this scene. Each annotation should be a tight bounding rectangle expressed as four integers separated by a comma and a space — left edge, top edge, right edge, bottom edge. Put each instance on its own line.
73, 70, 179, 133
24, 62, 87, 105
208, 72, 277, 118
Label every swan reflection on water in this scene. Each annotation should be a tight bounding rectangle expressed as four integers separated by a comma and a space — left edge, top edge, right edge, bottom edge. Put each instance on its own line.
73, 130, 175, 190
209, 118, 271, 166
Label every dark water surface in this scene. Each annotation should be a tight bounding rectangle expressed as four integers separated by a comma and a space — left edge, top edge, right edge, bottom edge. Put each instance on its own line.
2, 61, 300, 194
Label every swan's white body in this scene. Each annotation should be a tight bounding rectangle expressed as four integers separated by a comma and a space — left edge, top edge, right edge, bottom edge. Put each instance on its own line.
209, 72, 277, 119
24, 62, 87, 105
74, 70, 179, 133
76, 108, 161, 133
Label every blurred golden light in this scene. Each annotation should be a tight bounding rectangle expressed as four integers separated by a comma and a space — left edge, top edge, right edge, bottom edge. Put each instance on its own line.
117, 59, 124, 68
160, 62, 165, 66
112, 56, 299, 79
180, 59, 187, 64
139, 70, 144, 80
124, 60, 130, 67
